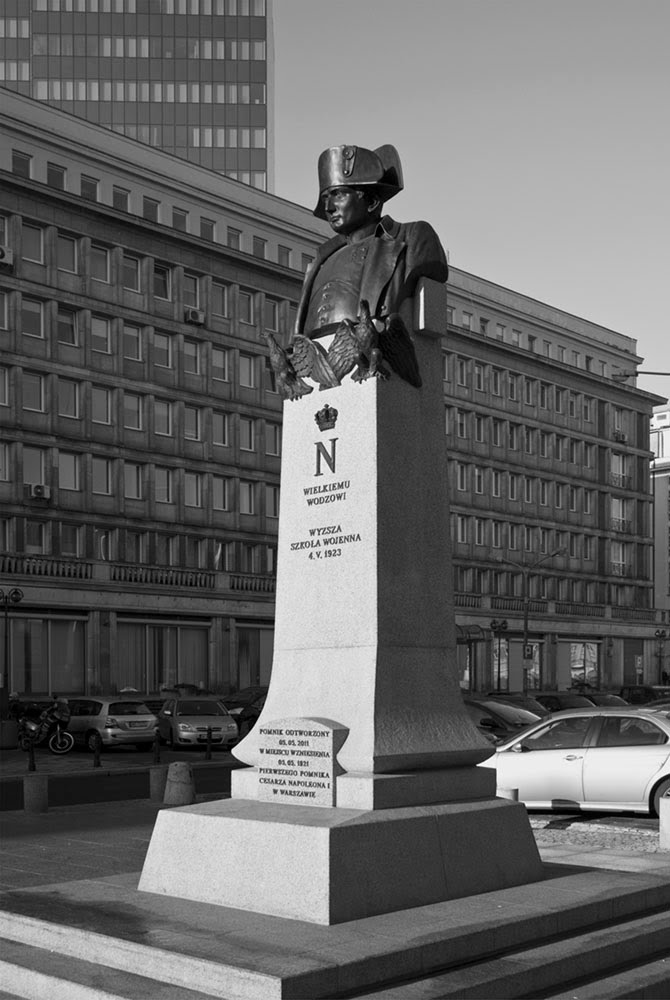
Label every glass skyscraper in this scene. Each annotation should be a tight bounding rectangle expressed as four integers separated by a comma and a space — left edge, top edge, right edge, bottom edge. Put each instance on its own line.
0, 0, 273, 191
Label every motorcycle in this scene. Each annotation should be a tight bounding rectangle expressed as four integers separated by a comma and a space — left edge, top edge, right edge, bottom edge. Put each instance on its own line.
18, 700, 75, 755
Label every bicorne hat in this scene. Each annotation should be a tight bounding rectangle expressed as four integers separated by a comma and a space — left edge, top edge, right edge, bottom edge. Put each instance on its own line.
313, 144, 404, 219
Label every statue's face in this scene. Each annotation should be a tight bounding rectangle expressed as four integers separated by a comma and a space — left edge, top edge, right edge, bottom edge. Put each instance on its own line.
321, 186, 371, 235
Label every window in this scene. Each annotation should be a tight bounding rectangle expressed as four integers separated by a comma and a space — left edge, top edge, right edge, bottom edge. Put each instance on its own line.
554, 435, 564, 461
240, 417, 255, 451
200, 218, 215, 241
475, 519, 485, 545
457, 515, 468, 543
124, 463, 143, 500
92, 457, 112, 494
185, 472, 202, 507
147, 334, 170, 372
509, 524, 519, 550
23, 372, 45, 412
0, 367, 7, 406
58, 452, 80, 491
266, 484, 280, 518
527, 335, 536, 353
25, 520, 47, 556
239, 354, 256, 388
80, 175, 99, 201
184, 406, 201, 440
583, 398, 593, 421
584, 490, 593, 515
457, 463, 467, 491
508, 474, 518, 501
456, 359, 468, 386
92, 386, 111, 424
540, 432, 549, 458
252, 236, 266, 259
524, 379, 534, 405
90, 245, 109, 281
569, 487, 578, 512
461, 312, 472, 330
57, 234, 77, 272
301, 254, 314, 272
474, 364, 484, 391
555, 388, 564, 413
457, 410, 467, 438
540, 480, 548, 506
539, 383, 549, 408
212, 475, 229, 511
569, 439, 579, 464
555, 484, 564, 508
492, 420, 502, 447
21, 298, 42, 338
0, 289, 5, 329
124, 392, 142, 430
264, 298, 278, 331
112, 186, 130, 212
492, 470, 501, 497
212, 348, 230, 382
154, 400, 173, 436
183, 339, 200, 374
239, 291, 254, 324
569, 393, 577, 418
508, 424, 519, 449
584, 444, 594, 468
474, 467, 484, 494
22, 224, 43, 263
278, 245, 292, 268
122, 255, 140, 291
153, 264, 171, 299
123, 324, 142, 360
492, 521, 502, 547
508, 374, 518, 400
239, 480, 255, 514
172, 207, 188, 231
442, 354, 449, 381
212, 282, 228, 317
491, 370, 501, 395
183, 273, 199, 308
143, 197, 159, 222
61, 524, 82, 558
227, 228, 241, 251
495, 323, 505, 340
155, 467, 173, 504
24, 446, 45, 484
480, 318, 489, 335
58, 378, 79, 418
210, 411, 228, 446
12, 150, 32, 177
524, 428, 534, 454
47, 162, 66, 190
265, 423, 281, 456
91, 316, 111, 353
524, 478, 533, 503
446, 306, 454, 325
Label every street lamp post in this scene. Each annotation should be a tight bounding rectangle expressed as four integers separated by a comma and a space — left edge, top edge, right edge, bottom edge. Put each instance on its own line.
497, 547, 565, 693
490, 619, 508, 691
656, 630, 668, 684
1, 588, 24, 719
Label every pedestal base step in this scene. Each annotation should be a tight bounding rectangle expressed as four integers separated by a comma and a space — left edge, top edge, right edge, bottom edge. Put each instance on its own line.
138, 795, 543, 924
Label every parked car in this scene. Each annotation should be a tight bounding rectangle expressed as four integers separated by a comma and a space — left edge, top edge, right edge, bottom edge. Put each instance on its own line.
156, 696, 238, 748
224, 686, 268, 736
479, 707, 670, 815
582, 692, 629, 707
484, 692, 551, 717
532, 691, 596, 713
68, 697, 158, 750
620, 685, 670, 705
463, 698, 540, 742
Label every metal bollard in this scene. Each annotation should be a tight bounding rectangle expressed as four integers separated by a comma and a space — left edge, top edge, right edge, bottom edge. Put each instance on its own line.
27, 741, 36, 773
152, 728, 161, 765
660, 792, 670, 851
205, 725, 212, 760
92, 731, 102, 768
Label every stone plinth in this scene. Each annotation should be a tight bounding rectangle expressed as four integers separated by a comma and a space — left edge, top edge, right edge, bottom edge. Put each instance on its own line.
138, 796, 544, 925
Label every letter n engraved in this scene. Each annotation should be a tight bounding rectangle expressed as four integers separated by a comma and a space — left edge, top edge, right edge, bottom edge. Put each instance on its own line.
315, 438, 337, 477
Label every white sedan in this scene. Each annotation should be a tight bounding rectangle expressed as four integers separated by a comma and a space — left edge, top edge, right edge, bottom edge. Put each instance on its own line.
479, 707, 670, 815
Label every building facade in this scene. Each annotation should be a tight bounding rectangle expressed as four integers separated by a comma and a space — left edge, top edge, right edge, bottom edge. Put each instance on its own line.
0, 90, 666, 704
0, 0, 273, 191
651, 406, 670, 680
0, 90, 323, 702
446, 271, 666, 693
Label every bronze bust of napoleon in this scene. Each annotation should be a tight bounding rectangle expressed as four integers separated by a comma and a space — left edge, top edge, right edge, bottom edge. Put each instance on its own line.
266, 144, 448, 399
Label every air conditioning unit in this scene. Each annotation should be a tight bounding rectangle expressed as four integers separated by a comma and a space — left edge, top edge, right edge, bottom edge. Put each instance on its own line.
613, 429, 627, 443
0, 245, 14, 268
184, 308, 205, 325
29, 483, 51, 500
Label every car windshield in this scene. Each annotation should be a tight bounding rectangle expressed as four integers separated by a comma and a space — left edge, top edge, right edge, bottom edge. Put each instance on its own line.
478, 701, 539, 724
109, 702, 152, 715
176, 700, 226, 716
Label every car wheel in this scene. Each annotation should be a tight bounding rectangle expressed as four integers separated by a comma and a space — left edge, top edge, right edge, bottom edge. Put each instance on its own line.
86, 730, 101, 752
652, 777, 670, 817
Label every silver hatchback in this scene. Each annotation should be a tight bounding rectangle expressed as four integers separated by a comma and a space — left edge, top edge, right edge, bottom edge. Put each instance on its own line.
157, 696, 238, 749
68, 697, 157, 751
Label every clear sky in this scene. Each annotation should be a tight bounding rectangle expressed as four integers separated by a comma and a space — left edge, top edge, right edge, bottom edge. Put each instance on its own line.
272, 0, 669, 403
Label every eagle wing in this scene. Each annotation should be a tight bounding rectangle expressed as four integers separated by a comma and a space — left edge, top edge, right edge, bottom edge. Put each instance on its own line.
290, 335, 340, 389
327, 321, 360, 380
379, 313, 422, 388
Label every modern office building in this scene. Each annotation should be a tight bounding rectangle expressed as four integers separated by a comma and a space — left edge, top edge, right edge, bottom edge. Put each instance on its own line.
1, 90, 666, 704
0, 89, 321, 702
0, 0, 274, 191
